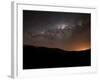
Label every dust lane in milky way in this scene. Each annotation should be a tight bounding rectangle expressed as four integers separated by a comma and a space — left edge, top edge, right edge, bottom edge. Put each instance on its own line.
23, 10, 91, 51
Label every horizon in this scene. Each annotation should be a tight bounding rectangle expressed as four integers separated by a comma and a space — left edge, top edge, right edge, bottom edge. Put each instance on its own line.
23, 44, 91, 52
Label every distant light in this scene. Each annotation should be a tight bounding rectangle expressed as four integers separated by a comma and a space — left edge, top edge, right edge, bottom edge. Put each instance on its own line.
74, 47, 90, 51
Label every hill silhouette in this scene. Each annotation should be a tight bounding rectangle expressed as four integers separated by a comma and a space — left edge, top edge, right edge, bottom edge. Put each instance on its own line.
23, 45, 91, 69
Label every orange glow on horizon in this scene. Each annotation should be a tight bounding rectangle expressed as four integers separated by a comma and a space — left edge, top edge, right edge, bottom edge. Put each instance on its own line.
64, 43, 90, 51
73, 48, 90, 51
63, 45, 90, 51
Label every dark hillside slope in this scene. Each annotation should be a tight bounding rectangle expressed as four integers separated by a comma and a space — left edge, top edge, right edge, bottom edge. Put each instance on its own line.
23, 45, 91, 69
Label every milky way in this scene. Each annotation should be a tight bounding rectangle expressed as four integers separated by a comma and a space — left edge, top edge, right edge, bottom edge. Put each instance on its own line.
23, 10, 91, 51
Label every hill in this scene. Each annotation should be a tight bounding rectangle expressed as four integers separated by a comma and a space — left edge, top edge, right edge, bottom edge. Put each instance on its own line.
23, 45, 91, 69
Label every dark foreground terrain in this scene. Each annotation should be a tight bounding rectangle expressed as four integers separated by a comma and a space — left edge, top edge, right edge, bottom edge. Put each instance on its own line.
23, 45, 91, 69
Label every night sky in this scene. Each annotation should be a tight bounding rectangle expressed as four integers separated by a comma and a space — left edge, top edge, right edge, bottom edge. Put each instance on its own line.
23, 10, 91, 51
